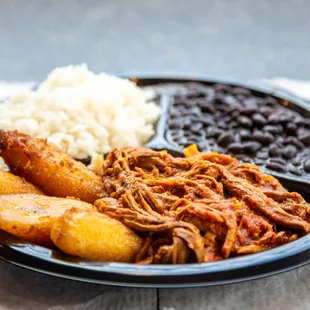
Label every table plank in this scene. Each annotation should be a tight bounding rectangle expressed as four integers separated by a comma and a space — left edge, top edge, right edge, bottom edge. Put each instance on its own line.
0, 261, 157, 310
159, 265, 310, 310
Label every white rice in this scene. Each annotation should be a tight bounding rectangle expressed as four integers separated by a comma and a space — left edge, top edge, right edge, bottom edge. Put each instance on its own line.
0, 65, 160, 169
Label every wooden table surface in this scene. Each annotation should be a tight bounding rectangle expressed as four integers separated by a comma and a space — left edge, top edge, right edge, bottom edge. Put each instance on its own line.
1, 260, 310, 309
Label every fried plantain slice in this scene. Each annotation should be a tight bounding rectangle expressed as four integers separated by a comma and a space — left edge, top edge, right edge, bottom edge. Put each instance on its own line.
0, 194, 95, 246
51, 208, 142, 262
0, 130, 103, 203
0, 169, 43, 195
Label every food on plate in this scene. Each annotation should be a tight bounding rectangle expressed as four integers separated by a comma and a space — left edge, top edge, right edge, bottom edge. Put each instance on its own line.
0, 194, 95, 246
0, 170, 43, 195
95, 145, 309, 263
0, 64, 160, 170
167, 82, 310, 176
51, 208, 142, 262
0, 131, 308, 264
0, 130, 103, 203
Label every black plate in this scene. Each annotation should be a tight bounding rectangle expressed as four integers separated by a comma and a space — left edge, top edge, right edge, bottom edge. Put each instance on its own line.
0, 229, 310, 288
0, 76, 310, 288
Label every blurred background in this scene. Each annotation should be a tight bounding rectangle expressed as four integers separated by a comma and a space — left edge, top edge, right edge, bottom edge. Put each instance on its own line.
0, 0, 309, 81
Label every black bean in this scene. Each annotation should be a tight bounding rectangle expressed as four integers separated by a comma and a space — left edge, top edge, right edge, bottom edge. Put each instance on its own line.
304, 158, 310, 173
268, 114, 280, 124
269, 144, 282, 157
254, 158, 265, 165
285, 122, 297, 135
275, 138, 285, 145
270, 157, 287, 165
184, 91, 205, 100
294, 116, 306, 126
208, 128, 223, 138
284, 137, 305, 150
241, 106, 257, 115
218, 120, 228, 129
170, 107, 181, 116
291, 158, 300, 166
213, 93, 226, 105
227, 106, 241, 115
298, 129, 309, 140
238, 116, 253, 128
169, 120, 181, 129
170, 113, 181, 120
266, 162, 287, 173
242, 157, 253, 163
214, 111, 222, 118
190, 106, 202, 116
169, 130, 182, 138
232, 87, 252, 96
263, 97, 278, 106
234, 154, 251, 162
187, 130, 202, 138
299, 132, 310, 146
217, 132, 235, 147
259, 106, 274, 117
213, 84, 232, 93
175, 137, 188, 145
218, 104, 232, 114
182, 119, 191, 130
263, 124, 283, 134
278, 114, 291, 124
230, 121, 240, 128
231, 110, 241, 119
191, 115, 203, 124
198, 129, 206, 137
256, 151, 269, 159
236, 94, 248, 103
244, 98, 258, 106
282, 145, 297, 159
205, 128, 214, 138
239, 129, 251, 139
187, 136, 202, 143
252, 131, 274, 144
182, 108, 198, 117
252, 113, 267, 127
225, 94, 238, 105
244, 141, 262, 153
228, 142, 244, 154
223, 116, 232, 123
173, 100, 186, 107
191, 122, 203, 133
176, 104, 187, 112
288, 166, 303, 176
201, 114, 215, 126
200, 104, 215, 114
183, 131, 191, 137
197, 141, 209, 151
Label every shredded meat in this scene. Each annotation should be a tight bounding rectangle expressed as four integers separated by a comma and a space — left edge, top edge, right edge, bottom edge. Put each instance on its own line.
94, 145, 309, 264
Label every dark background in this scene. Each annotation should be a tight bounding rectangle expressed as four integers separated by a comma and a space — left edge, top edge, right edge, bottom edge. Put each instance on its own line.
0, 0, 309, 81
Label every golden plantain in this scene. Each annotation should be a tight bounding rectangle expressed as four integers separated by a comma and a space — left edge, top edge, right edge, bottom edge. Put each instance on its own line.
0, 130, 103, 203
0, 169, 43, 195
51, 208, 142, 262
0, 194, 95, 246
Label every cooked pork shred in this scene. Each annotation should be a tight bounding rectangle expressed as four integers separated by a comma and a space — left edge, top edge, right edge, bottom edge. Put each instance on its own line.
95, 145, 310, 264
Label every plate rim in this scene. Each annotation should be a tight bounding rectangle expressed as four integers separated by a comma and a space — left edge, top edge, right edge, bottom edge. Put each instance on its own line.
1, 234, 310, 288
